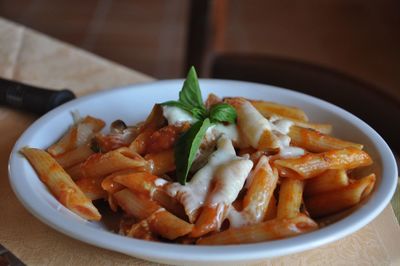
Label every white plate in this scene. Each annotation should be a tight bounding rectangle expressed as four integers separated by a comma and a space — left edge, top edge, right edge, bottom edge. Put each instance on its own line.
9, 79, 398, 265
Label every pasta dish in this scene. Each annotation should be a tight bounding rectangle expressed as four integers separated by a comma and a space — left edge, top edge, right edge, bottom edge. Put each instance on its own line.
21, 67, 375, 245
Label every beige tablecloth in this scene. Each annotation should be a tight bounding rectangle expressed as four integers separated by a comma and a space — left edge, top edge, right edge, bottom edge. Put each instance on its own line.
0, 17, 399, 265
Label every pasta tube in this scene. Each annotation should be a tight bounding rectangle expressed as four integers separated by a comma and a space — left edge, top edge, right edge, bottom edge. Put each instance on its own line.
242, 156, 278, 224
48, 116, 105, 156
21, 147, 101, 221
274, 148, 372, 179
81, 147, 148, 179
197, 214, 318, 245
114, 189, 193, 239
277, 178, 304, 219
75, 174, 106, 200
249, 99, 309, 122
304, 169, 349, 197
305, 173, 376, 218
127, 219, 158, 241
101, 169, 139, 211
145, 149, 176, 176
288, 126, 363, 152
55, 144, 94, 168
129, 104, 166, 154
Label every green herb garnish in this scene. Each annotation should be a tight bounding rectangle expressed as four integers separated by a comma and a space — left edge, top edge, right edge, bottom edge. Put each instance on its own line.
209, 103, 237, 124
161, 66, 237, 184
174, 118, 211, 184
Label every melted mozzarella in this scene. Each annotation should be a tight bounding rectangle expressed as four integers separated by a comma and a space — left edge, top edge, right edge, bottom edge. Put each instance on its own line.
237, 101, 305, 158
162, 106, 196, 125
270, 116, 293, 134
237, 101, 273, 148
204, 123, 245, 145
207, 155, 253, 206
166, 136, 252, 221
154, 178, 168, 187
279, 146, 305, 158
227, 207, 253, 228
270, 117, 305, 158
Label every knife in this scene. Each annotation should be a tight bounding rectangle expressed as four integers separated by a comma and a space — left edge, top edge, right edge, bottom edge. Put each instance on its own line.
0, 78, 76, 115
0, 244, 25, 266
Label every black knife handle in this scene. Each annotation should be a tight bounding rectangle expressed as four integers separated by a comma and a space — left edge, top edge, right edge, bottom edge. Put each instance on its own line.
0, 78, 76, 114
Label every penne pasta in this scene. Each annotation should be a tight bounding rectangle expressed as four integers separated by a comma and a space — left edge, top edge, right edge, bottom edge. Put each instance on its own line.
274, 148, 372, 179
127, 219, 158, 241
138, 104, 166, 132
129, 130, 154, 155
229, 97, 331, 134
55, 144, 94, 168
277, 178, 304, 219
112, 171, 186, 219
205, 93, 222, 108
290, 120, 332, 135
264, 196, 277, 221
129, 104, 166, 154
48, 116, 105, 156
80, 147, 148, 179
197, 214, 318, 245
288, 126, 363, 152
75, 174, 107, 200
65, 163, 84, 180
242, 156, 278, 224
305, 173, 376, 218
191, 204, 229, 238
113, 171, 159, 196
304, 169, 349, 197
114, 189, 160, 219
21, 147, 101, 221
145, 149, 176, 176
147, 209, 193, 240
146, 123, 190, 154
114, 189, 193, 239
248, 99, 309, 122
152, 189, 187, 220
101, 169, 139, 211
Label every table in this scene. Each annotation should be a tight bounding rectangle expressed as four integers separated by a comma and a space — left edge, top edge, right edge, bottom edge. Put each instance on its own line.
0, 17, 399, 265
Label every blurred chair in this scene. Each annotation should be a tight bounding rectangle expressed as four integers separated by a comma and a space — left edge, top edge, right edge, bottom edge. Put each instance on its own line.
211, 54, 400, 154
185, 1, 399, 153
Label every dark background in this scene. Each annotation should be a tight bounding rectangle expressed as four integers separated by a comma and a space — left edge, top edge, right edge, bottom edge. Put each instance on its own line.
0, 0, 399, 104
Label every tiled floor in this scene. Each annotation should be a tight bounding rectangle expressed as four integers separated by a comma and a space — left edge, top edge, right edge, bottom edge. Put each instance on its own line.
0, 0, 399, 101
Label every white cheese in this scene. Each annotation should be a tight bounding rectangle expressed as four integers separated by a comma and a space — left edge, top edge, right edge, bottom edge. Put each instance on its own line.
237, 101, 305, 158
204, 123, 243, 144
237, 100, 273, 148
162, 106, 196, 125
166, 136, 253, 221
207, 156, 253, 206
154, 178, 168, 187
279, 146, 305, 158
226, 206, 252, 228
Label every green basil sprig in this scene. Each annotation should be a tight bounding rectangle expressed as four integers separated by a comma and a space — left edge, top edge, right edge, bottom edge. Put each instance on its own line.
161, 66, 237, 185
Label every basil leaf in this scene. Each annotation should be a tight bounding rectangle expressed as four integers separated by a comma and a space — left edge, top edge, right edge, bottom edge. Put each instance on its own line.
162, 100, 206, 120
179, 66, 205, 110
209, 103, 237, 124
191, 107, 208, 120
161, 100, 193, 114
175, 118, 211, 185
